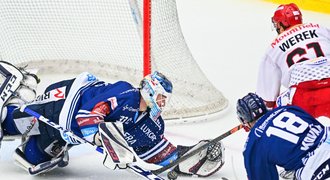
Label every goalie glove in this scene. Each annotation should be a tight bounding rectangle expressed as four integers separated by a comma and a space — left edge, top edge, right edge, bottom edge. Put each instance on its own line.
175, 140, 225, 177
98, 122, 136, 170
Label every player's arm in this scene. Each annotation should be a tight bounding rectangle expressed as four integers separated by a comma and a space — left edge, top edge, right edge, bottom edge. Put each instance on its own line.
264, 100, 276, 109
256, 54, 282, 109
244, 150, 279, 180
76, 101, 110, 143
243, 130, 283, 180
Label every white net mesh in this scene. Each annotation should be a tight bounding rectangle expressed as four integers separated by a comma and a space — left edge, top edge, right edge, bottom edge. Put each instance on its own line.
0, 0, 228, 123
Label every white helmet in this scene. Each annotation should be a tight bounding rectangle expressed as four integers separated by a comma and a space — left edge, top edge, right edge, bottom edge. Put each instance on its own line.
140, 71, 173, 120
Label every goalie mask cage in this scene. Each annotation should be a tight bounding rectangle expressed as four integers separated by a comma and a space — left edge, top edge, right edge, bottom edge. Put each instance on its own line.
0, 0, 228, 123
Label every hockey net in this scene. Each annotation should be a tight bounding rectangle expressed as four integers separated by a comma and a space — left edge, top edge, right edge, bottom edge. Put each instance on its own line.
0, 0, 228, 123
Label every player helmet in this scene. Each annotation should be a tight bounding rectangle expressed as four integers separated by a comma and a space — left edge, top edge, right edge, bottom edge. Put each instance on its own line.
236, 93, 268, 131
272, 3, 302, 34
140, 71, 173, 120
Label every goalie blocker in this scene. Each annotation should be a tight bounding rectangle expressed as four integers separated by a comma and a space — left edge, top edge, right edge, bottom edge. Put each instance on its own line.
97, 122, 136, 170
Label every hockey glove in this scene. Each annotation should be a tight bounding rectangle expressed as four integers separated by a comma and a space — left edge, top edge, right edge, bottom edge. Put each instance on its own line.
175, 140, 225, 177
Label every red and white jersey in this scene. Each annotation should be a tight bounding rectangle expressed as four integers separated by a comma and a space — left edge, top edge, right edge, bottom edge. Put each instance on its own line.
256, 23, 330, 102
287, 57, 330, 87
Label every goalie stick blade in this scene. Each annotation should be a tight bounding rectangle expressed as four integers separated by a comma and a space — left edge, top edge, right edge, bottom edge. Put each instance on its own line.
152, 124, 243, 175
129, 165, 164, 180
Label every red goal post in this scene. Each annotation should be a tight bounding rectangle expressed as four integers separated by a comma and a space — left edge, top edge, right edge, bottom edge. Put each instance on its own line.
0, 0, 228, 123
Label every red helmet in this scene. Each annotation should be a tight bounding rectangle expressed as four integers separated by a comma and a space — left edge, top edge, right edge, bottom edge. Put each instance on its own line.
272, 3, 302, 33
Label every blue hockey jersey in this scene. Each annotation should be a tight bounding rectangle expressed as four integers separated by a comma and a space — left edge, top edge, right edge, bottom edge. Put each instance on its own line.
56, 72, 177, 166
243, 106, 325, 180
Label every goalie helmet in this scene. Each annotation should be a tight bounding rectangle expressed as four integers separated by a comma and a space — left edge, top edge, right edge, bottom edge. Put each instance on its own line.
272, 3, 302, 34
140, 71, 173, 120
236, 93, 268, 131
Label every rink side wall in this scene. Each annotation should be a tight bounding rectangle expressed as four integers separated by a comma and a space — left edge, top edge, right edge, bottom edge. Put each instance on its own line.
263, 0, 330, 14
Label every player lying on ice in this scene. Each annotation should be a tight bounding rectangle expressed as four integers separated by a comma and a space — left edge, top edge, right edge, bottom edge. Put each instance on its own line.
0, 61, 225, 177
237, 93, 330, 180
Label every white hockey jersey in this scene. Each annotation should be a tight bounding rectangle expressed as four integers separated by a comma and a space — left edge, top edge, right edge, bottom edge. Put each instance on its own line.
286, 57, 330, 87
256, 23, 330, 102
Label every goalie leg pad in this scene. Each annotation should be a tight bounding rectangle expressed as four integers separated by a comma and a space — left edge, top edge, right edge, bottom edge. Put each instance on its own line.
21, 135, 68, 165
98, 122, 135, 170
176, 140, 225, 177
0, 105, 40, 140
13, 136, 70, 175
13, 146, 69, 175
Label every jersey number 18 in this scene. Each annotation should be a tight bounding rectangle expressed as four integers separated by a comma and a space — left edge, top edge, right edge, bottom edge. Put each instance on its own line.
266, 112, 309, 144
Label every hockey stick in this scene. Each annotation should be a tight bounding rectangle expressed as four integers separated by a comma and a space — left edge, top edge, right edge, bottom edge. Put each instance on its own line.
20, 105, 163, 180
152, 124, 243, 175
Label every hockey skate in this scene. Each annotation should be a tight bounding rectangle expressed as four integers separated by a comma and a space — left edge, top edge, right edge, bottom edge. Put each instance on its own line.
13, 145, 70, 175
0, 61, 39, 143
279, 169, 296, 180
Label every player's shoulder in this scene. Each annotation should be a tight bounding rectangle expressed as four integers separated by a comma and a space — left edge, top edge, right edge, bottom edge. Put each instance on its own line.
272, 105, 317, 121
112, 81, 139, 95
311, 23, 328, 29
251, 106, 293, 127
273, 105, 305, 113
301, 23, 330, 34
106, 80, 134, 90
113, 81, 134, 88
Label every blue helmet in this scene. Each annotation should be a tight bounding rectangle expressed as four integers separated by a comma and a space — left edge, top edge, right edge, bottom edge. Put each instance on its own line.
236, 93, 268, 131
140, 71, 173, 120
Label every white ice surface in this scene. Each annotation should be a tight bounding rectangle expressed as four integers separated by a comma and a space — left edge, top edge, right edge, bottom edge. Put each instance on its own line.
1, 0, 330, 179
